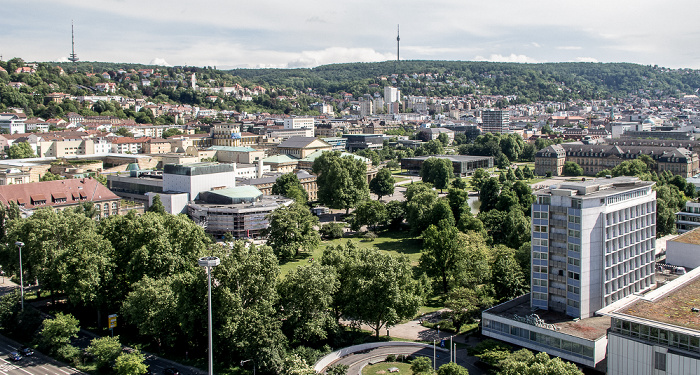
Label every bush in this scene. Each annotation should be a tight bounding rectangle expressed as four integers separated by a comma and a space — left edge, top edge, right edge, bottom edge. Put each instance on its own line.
320, 222, 345, 239
386, 354, 396, 362
87, 336, 122, 369
410, 356, 433, 374
55, 344, 81, 365
467, 339, 512, 356
362, 231, 377, 242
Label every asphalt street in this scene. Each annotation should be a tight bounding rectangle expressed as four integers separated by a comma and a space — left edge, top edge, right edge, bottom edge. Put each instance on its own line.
0, 335, 84, 375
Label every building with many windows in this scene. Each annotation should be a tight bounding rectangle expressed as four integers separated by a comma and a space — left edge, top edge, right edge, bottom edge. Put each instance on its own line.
530, 177, 656, 318
676, 201, 700, 234
481, 109, 510, 134
483, 176, 658, 370
600, 266, 700, 375
535, 143, 700, 177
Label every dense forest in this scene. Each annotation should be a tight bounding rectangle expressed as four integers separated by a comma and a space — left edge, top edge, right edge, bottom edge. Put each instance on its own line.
2, 59, 700, 121
229, 61, 700, 102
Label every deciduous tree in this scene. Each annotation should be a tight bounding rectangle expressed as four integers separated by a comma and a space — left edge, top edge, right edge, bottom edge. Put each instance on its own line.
266, 203, 320, 259
369, 168, 395, 200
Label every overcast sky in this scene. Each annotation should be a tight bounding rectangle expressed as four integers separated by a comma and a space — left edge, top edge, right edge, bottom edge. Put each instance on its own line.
3, 0, 700, 69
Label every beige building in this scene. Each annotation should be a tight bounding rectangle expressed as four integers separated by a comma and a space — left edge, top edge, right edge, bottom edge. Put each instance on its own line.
535, 144, 700, 177
275, 137, 332, 159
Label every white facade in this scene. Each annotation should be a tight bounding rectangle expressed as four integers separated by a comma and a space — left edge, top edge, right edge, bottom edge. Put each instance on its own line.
283, 117, 314, 130
384, 86, 400, 104
93, 138, 112, 154
146, 191, 189, 214
531, 177, 656, 318
666, 228, 700, 269
0, 114, 26, 134
162, 163, 237, 201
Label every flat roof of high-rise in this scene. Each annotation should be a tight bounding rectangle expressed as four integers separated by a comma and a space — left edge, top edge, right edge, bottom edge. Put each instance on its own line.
535, 176, 655, 198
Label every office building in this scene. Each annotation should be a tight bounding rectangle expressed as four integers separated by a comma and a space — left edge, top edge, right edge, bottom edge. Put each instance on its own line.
531, 177, 656, 318
482, 176, 657, 370
481, 109, 510, 134
283, 117, 315, 130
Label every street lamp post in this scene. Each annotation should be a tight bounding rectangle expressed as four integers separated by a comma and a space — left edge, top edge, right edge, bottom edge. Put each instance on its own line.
198, 256, 220, 375
15, 242, 24, 310
240, 359, 255, 375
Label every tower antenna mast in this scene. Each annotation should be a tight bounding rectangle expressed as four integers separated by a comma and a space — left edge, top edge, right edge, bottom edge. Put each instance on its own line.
68, 21, 79, 63
396, 24, 400, 62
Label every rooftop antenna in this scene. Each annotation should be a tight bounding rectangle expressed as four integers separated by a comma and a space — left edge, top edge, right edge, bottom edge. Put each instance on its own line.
68, 21, 79, 63
396, 24, 400, 62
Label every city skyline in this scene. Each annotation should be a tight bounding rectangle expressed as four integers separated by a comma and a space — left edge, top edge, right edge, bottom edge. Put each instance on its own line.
3, 0, 700, 69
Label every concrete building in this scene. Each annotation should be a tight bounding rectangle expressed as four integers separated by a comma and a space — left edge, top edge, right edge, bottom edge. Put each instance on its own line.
531, 177, 657, 318
162, 163, 237, 202
600, 266, 700, 375
188, 186, 293, 238
283, 117, 315, 130
676, 201, 700, 234
401, 155, 493, 176
384, 86, 400, 105
342, 134, 384, 152
0, 113, 27, 134
275, 137, 332, 159
666, 227, 700, 269
481, 109, 510, 134
417, 127, 454, 144
482, 176, 658, 371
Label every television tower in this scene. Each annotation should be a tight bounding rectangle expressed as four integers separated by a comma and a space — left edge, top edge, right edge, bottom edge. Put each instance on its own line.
396, 24, 400, 62
68, 21, 79, 62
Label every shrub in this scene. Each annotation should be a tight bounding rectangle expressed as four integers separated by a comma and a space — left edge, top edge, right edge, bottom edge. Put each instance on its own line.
320, 222, 345, 239
386, 354, 396, 362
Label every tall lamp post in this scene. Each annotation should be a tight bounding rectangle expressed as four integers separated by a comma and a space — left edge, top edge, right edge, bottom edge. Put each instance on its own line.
15, 242, 24, 310
198, 256, 220, 375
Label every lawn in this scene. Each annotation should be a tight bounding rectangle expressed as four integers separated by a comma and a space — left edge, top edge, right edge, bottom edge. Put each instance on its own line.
362, 361, 414, 375
278, 230, 423, 277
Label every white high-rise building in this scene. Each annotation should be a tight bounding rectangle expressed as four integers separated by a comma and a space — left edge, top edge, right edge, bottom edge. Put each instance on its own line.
531, 176, 657, 318
384, 86, 400, 105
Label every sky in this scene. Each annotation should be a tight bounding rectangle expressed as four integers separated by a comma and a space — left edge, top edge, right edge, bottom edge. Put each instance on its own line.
3, 0, 700, 70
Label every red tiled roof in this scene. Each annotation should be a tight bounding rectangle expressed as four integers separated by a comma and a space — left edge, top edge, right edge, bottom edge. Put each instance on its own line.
0, 178, 119, 210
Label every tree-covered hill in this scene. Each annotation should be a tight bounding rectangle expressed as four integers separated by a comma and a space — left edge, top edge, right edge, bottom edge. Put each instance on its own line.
229, 61, 700, 102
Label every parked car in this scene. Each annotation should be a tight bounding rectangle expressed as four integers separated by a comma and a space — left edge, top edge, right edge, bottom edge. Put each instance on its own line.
8, 352, 21, 361
19, 346, 34, 356
163, 368, 180, 375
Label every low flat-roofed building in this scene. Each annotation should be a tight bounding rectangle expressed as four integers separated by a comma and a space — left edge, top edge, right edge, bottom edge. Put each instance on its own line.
401, 155, 494, 176
676, 201, 700, 234
482, 294, 609, 370
237, 170, 318, 201
107, 170, 164, 205
599, 266, 700, 375
666, 226, 700, 268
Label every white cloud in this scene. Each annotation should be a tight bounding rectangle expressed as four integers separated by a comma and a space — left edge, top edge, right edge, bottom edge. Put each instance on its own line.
574, 57, 599, 63
557, 46, 582, 50
149, 58, 171, 66
474, 54, 538, 63
286, 47, 394, 68
531, 42, 541, 48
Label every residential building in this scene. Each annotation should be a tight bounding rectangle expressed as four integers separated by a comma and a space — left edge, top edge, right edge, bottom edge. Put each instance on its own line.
384, 86, 400, 105
0, 177, 121, 218
143, 138, 171, 154
211, 123, 243, 147
418, 128, 454, 144
111, 137, 145, 154
481, 109, 510, 134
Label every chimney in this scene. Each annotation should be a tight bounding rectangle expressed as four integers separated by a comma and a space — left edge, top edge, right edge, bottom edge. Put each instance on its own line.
257, 159, 263, 178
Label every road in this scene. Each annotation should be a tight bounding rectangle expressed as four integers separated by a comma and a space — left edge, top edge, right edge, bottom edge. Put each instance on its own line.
0, 335, 84, 375
327, 345, 484, 375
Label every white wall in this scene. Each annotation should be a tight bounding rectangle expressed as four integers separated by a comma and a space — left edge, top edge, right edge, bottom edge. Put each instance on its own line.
667, 240, 700, 269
